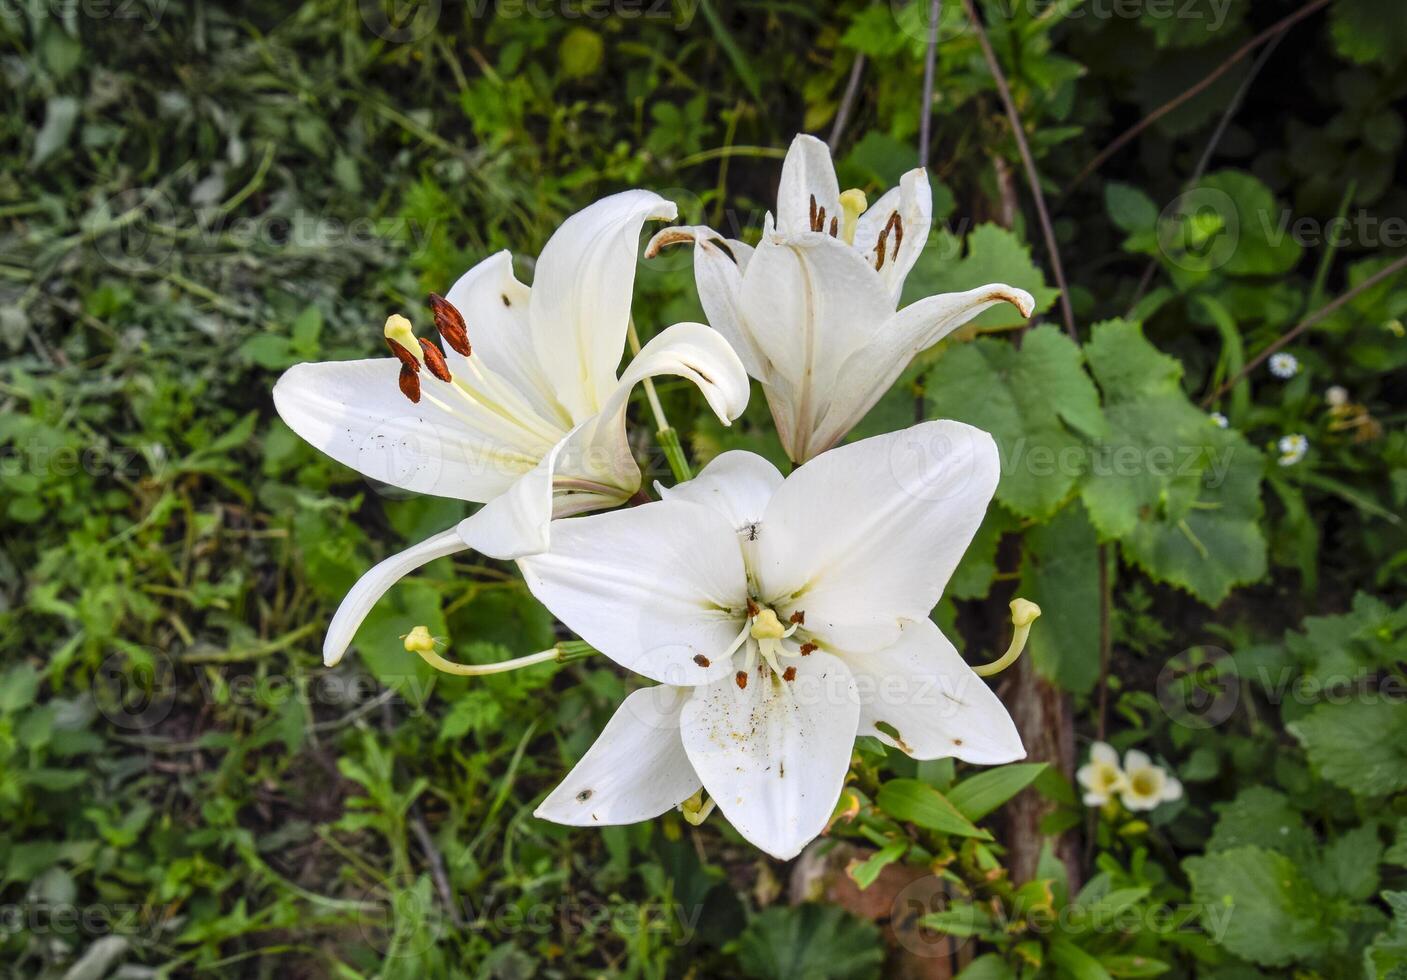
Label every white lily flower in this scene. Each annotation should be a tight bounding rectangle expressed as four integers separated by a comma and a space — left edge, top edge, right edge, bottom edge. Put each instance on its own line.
272, 191, 750, 665
519, 421, 1023, 859
1119, 750, 1183, 812
1076, 741, 1128, 807
647, 134, 1035, 463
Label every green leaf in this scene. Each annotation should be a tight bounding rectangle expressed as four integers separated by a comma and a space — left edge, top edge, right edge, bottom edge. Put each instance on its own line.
1105, 182, 1158, 234
1330, 0, 1407, 66
955, 955, 1016, 980
1185, 846, 1343, 966
1020, 502, 1102, 693
736, 904, 884, 980
947, 763, 1048, 821
903, 224, 1060, 330
1288, 699, 1407, 797
1048, 939, 1113, 980
1206, 787, 1314, 860
875, 779, 991, 839
927, 326, 1105, 519
1193, 171, 1304, 278
847, 839, 908, 890
1309, 825, 1381, 901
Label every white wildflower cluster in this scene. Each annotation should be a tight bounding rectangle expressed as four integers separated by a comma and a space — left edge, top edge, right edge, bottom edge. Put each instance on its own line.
1077, 742, 1183, 812
273, 135, 1040, 859
1278, 433, 1310, 467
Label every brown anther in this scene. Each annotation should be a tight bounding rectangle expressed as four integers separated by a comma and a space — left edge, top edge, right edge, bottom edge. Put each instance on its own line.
874, 211, 903, 271
789, 610, 805, 625
385, 337, 420, 371
735, 671, 748, 690
799, 642, 817, 656
783, 666, 797, 682
814, 206, 827, 234
397, 365, 421, 404
746, 598, 759, 617
427, 293, 471, 357
808, 194, 818, 232
418, 338, 452, 382
693, 654, 710, 668
828, 215, 838, 237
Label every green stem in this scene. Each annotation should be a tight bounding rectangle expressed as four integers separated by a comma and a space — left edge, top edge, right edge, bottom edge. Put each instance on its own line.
627, 319, 693, 483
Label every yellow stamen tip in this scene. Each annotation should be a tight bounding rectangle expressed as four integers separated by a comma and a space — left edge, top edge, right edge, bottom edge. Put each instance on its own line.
838, 188, 868, 244
749, 607, 786, 640
402, 625, 437, 655
1010, 598, 1042, 628
383, 313, 418, 351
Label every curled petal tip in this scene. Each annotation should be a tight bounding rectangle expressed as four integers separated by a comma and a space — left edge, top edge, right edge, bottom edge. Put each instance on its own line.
644, 226, 699, 259
323, 641, 346, 668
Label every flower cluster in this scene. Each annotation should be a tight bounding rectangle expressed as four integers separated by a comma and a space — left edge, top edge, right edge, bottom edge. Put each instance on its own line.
1077, 742, 1182, 812
274, 134, 1036, 859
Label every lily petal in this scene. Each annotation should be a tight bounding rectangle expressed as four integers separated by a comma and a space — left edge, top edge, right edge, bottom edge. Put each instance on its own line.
680, 649, 860, 860
323, 527, 468, 666
455, 426, 578, 561
529, 190, 678, 421
566, 320, 751, 497
443, 249, 565, 425
754, 421, 999, 652
740, 234, 894, 461
646, 226, 769, 380
518, 499, 747, 687
807, 284, 1034, 458
536, 686, 700, 826
842, 619, 1024, 765
852, 169, 933, 303
775, 134, 842, 239
272, 358, 542, 501
657, 450, 783, 529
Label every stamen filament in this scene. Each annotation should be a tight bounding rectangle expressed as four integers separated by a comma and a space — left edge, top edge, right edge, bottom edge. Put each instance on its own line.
973, 598, 1041, 677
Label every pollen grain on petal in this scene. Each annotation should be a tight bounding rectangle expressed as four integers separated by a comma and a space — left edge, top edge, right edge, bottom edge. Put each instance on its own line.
418, 338, 452, 382
782, 666, 797, 682
799, 642, 817, 656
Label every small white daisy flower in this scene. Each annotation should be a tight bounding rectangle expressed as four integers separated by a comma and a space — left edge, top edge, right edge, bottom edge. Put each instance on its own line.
1119, 750, 1183, 812
1277, 433, 1308, 467
1077, 741, 1128, 807
1210, 412, 1229, 428
1268, 352, 1299, 379
1325, 385, 1348, 407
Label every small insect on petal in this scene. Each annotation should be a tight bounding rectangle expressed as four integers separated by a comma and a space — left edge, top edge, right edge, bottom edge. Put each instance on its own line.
398, 364, 421, 404
799, 642, 817, 656
428, 293, 472, 357
418, 338, 452, 382
735, 671, 748, 690
693, 654, 710, 668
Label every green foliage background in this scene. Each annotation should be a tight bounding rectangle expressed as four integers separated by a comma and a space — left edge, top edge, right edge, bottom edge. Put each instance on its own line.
0, 0, 1404, 976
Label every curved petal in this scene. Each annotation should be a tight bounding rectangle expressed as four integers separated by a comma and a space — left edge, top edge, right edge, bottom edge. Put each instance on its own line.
646, 226, 770, 380
754, 421, 999, 652
1090, 742, 1120, 768
680, 649, 859, 860
852, 169, 933, 303
775, 134, 841, 239
455, 426, 579, 561
529, 190, 678, 421
273, 358, 541, 501
324, 528, 469, 666
841, 619, 1023, 765
535, 686, 700, 826
657, 450, 783, 529
566, 321, 751, 495
517, 499, 747, 687
444, 250, 566, 425
740, 235, 895, 461
807, 284, 1034, 457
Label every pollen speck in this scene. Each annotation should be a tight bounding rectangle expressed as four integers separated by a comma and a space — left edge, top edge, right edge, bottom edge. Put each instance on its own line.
783, 666, 797, 682
799, 642, 817, 656
735, 671, 748, 690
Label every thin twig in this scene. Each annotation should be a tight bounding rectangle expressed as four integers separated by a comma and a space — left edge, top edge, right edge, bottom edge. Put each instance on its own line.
410, 809, 466, 928
1096, 544, 1111, 742
1126, 32, 1285, 315
829, 54, 866, 152
1067, 0, 1331, 194
918, 0, 941, 169
963, 0, 1076, 339
1202, 252, 1407, 407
